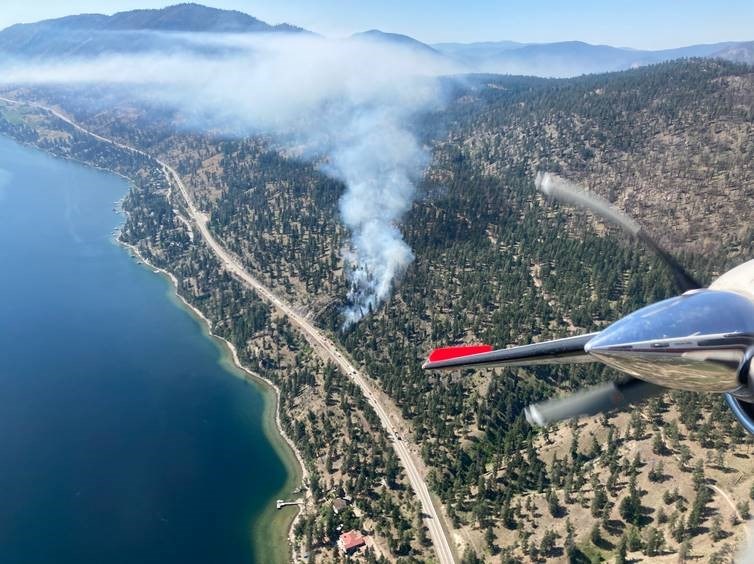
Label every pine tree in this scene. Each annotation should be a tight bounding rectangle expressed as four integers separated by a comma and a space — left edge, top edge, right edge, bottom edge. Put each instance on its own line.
485, 526, 496, 553
590, 523, 601, 546
672, 515, 687, 543
737, 500, 751, 520
619, 473, 642, 525
565, 518, 576, 561
678, 539, 691, 562
540, 529, 557, 557
460, 547, 483, 564
644, 527, 664, 556
615, 533, 628, 564
692, 459, 705, 491
627, 526, 643, 552
687, 487, 711, 532
657, 507, 668, 523
591, 486, 608, 517
547, 488, 561, 517
710, 514, 723, 541
649, 460, 665, 482
663, 487, 677, 505
652, 431, 665, 455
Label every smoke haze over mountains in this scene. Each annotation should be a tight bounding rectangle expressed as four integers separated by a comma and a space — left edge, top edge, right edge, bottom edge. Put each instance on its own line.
0, 3, 751, 323
0, 28, 457, 324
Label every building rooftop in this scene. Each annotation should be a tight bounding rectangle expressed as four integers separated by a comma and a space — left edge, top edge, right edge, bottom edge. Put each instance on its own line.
338, 530, 366, 553
332, 498, 349, 512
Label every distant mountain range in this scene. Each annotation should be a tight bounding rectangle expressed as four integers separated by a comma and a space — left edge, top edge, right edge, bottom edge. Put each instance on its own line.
430, 39, 753, 77
0, 3, 306, 58
0, 2, 751, 77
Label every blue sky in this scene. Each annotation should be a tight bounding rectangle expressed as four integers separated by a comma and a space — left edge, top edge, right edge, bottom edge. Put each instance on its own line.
1, 0, 752, 48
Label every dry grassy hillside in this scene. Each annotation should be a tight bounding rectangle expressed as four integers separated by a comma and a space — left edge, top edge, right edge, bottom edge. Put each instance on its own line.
438, 61, 754, 256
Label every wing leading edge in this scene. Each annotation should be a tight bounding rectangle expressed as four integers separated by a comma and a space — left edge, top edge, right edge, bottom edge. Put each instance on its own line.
423, 333, 599, 371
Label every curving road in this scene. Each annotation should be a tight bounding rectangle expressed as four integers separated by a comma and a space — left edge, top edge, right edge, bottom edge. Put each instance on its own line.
1, 96, 457, 564
164, 141, 457, 564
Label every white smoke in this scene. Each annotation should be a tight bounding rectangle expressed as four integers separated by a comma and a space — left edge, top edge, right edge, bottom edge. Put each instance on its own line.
330, 111, 428, 326
0, 32, 461, 325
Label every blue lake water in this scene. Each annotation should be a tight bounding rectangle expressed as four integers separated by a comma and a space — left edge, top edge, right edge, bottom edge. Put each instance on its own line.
0, 136, 289, 563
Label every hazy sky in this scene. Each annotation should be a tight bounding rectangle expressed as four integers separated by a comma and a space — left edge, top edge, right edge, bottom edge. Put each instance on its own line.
1, 0, 752, 48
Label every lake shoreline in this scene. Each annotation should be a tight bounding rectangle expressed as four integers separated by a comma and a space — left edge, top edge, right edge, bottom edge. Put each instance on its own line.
0, 116, 306, 562
120, 219, 308, 564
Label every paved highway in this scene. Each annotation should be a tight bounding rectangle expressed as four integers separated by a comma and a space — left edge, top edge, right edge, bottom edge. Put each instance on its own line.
165, 160, 457, 564
2, 96, 457, 564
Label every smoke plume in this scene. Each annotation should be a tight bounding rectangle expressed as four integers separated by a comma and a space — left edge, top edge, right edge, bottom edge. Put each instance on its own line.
0, 32, 459, 325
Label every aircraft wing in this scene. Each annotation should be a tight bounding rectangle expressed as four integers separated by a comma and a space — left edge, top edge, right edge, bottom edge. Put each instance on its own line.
423, 333, 599, 371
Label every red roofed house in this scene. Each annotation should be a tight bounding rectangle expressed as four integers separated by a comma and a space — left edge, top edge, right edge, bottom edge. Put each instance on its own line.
337, 529, 366, 554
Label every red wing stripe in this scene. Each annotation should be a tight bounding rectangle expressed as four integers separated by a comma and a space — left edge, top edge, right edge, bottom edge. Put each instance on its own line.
428, 345, 493, 362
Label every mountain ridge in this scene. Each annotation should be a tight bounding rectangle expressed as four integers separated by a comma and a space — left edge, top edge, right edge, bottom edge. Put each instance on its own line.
350, 29, 439, 55
0, 3, 751, 74
431, 38, 752, 76
0, 3, 305, 34
0, 3, 307, 59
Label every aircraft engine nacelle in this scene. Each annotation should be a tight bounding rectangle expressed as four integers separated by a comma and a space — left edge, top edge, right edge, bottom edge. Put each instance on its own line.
584, 288, 754, 433
585, 289, 754, 393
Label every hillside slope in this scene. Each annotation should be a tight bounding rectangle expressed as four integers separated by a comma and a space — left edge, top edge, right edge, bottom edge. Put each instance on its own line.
714, 40, 754, 64
437, 60, 754, 254
198, 59, 754, 561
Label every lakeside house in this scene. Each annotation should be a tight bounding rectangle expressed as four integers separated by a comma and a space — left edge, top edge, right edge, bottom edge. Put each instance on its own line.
337, 530, 366, 555
332, 497, 349, 514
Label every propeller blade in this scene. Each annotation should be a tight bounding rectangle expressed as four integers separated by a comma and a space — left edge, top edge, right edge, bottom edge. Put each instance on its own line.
535, 172, 701, 292
524, 377, 665, 427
